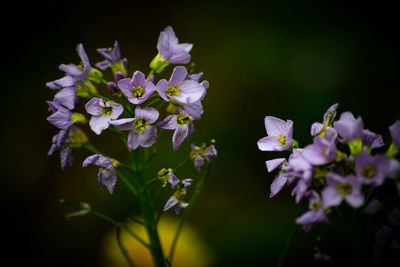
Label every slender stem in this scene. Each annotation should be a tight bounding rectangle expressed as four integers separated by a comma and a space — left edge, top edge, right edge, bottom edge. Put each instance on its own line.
108, 127, 128, 147
129, 217, 145, 225
116, 169, 137, 196
169, 163, 211, 260
60, 199, 149, 248
174, 158, 190, 173
141, 177, 158, 194
82, 142, 101, 154
145, 97, 161, 108
147, 69, 155, 80
276, 200, 304, 267
116, 227, 135, 267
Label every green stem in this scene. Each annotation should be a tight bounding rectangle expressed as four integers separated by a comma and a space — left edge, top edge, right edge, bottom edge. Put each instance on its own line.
276, 200, 304, 267
169, 163, 212, 260
116, 169, 137, 196
174, 158, 190, 173
147, 69, 155, 80
116, 227, 135, 267
60, 199, 149, 248
140, 177, 158, 194
145, 97, 161, 108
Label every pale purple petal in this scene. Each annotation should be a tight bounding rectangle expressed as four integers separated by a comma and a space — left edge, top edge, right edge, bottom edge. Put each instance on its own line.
334, 112, 363, 141
82, 154, 113, 171
89, 115, 110, 135
311, 122, 324, 136
322, 187, 342, 208
270, 174, 288, 198
135, 107, 159, 123
131, 71, 146, 87
157, 115, 178, 130
60, 147, 73, 170
98, 169, 117, 194
118, 78, 133, 98
345, 191, 364, 208
127, 131, 140, 150
109, 102, 123, 119
47, 108, 72, 130
362, 129, 384, 149
54, 87, 77, 110
266, 158, 286, 172
138, 126, 157, 147
173, 124, 189, 150
264, 116, 289, 136
171, 80, 205, 104
109, 118, 135, 131
85, 97, 103, 115
257, 136, 283, 151
389, 121, 400, 149
169, 66, 188, 85
164, 196, 179, 211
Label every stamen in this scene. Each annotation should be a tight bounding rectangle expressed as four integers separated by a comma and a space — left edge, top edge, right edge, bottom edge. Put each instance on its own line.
132, 86, 145, 98
337, 183, 352, 195
363, 165, 377, 178
133, 119, 149, 134
166, 84, 182, 96
276, 133, 287, 147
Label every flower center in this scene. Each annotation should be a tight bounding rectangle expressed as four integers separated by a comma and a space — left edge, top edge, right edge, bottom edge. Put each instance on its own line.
133, 119, 149, 134
158, 168, 172, 187
337, 183, 352, 195
132, 86, 145, 98
189, 144, 207, 161
166, 84, 182, 96
363, 165, 377, 178
177, 114, 192, 125
102, 106, 113, 115
276, 133, 287, 147
310, 200, 321, 210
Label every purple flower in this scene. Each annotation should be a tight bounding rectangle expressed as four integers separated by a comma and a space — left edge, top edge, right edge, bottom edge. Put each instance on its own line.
257, 116, 294, 151
82, 154, 119, 194
361, 129, 384, 149
189, 143, 217, 173
157, 111, 194, 150
333, 111, 364, 142
157, 168, 180, 188
118, 71, 156, 104
46, 44, 92, 110
47, 102, 73, 130
48, 129, 74, 170
156, 66, 205, 105
156, 26, 192, 64
322, 173, 363, 208
389, 121, 400, 149
296, 191, 329, 232
110, 106, 159, 150
164, 178, 193, 215
96, 41, 128, 72
355, 151, 389, 187
302, 136, 337, 166
310, 104, 339, 141
85, 97, 123, 135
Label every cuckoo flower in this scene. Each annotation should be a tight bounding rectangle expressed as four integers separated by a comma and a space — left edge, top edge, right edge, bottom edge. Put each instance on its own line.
46, 44, 92, 110
189, 142, 217, 173
296, 191, 329, 232
303, 136, 337, 166
355, 151, 389, 187
157, 111, 194, 150
257, 116, 294, 151
47, 101, 86, 130
333, 111, 364, 142
176, 72, 209, 120
164, 179, 193, 215
85, 97, 123, 135
266, 158, 292, 198
110, 106, 159, 150
390, 121, 400, 149
48, 129, 73, 170
322, 173, 363, 208
82, 154, 119, 194
157, 168, 180, 189
118, 71, 156, 104
156, 66, 205, 105
310, 103, 338, 141
156, 26, 192, 65
96, 41, 128, 73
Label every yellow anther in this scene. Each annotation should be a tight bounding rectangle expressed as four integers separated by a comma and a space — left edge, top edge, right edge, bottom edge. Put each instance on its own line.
337, 183, 352, 195
166, 84, 182, 96
132, 86, 145, 98
276, 133, 287, 146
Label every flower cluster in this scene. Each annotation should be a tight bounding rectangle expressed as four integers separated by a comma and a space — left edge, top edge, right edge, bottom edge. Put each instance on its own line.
46, 26, 217, 267
258, 104, 400, 231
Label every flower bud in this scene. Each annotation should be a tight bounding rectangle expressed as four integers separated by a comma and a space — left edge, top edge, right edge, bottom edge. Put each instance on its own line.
150, 54, 169, 73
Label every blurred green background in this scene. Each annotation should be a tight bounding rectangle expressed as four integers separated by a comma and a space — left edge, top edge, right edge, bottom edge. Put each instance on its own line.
3, 1, 400, 266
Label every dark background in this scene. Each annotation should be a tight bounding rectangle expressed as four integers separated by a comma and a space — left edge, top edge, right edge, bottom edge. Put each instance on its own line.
3, 1, 400, 266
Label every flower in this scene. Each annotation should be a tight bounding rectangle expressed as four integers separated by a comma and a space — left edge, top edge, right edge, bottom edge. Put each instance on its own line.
389, 121, 400, 149
322, 173, 363, 208
157, 111, 194, 150
47, 101, 86, 130
266, 158, 293, 198
302, 136, 337, 166
157, 168, 180, 188
110, 106, 159, 150
333, 111, 364, 142
156, 26, 193, 65
257, 116, 294, 151
46, 44, 92, 110
296, 191, 329, 232
82, 154, 119, 194
164, 179, 193, 215
156, 66, 205, 105
361, 129, 384, 149
310, 103, 338, 141
189, 142, 217, 173
85, 97, 123, 135
96, 41, 128, 74
355, 151, 389, 187
118, 71, 156, 104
